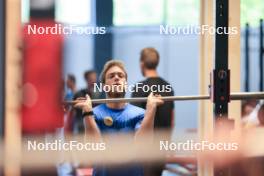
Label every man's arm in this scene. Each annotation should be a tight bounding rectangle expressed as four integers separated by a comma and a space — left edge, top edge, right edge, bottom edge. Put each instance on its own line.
74, 94, 101, 141
170, 88, 175, 128
135, 93, 163, 140
83, 114, 101, 141
171, 109, 174, 129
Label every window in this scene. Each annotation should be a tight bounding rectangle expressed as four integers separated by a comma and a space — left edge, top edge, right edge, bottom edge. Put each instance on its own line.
21, 0, 30, 23
21, 0, 91, 25
113, 0, 164, 26
241, 0, 264, 26
56, 0, 91, 25
166, 0, 199, 25
113, 0, 199, 26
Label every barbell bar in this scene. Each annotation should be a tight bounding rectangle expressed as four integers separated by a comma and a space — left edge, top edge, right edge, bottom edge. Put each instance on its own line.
64, 91, 264, 105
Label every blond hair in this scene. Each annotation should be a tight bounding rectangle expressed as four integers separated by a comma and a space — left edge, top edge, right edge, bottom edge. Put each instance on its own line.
100, 60, 128, 83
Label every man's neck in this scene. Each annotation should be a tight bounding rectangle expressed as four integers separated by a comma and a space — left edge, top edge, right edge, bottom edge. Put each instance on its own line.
144, 69, 158, 78
106, 94, 127, 109
106, 102, 127, 109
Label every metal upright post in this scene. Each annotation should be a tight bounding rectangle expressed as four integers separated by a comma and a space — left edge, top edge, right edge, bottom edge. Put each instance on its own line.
211, 0, 232, 175
0, 0, 5, 139
260, 19, 263, 91
212, 0, 230, 118
245, 23, 250, 92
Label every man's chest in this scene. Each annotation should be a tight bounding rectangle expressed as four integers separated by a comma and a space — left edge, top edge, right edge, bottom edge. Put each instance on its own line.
95, 112, 136, 132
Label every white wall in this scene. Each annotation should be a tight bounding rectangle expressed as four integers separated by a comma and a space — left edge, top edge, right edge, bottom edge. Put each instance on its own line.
63, 33, 94, 89
113, 27, 199, 129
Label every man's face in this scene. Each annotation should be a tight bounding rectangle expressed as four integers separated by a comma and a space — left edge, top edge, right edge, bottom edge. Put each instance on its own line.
104, 66, 127, 98
86, 72, 97, 88
66, 78, 73, 89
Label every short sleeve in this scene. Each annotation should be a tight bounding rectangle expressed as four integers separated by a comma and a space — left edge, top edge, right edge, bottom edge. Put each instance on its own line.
134, 113, 144, 130
92, 106, 104, 129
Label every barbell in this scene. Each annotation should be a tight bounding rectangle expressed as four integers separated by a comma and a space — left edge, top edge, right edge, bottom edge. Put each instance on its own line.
64, 91, 264, 105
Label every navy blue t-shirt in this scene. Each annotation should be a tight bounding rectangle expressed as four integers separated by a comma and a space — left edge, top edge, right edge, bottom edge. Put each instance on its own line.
92, 103, 145, 176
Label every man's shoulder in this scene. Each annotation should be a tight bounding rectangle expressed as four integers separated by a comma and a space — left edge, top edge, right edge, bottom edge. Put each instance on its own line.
93, 104, 106, 112
93, 104, 145, 120
93, 104, 145, 113
131, 80, 148, 96
92, 104, 107, 119
126, 104, 145, 115
146, 77, 174, 93
133, 79, 146, 86
156, 77, 174, 92
135, 79, 150, 85
155, 77, 172, 85
138, 77, 171, 86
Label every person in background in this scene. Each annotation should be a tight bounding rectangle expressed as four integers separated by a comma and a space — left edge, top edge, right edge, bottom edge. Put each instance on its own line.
64, 74, 77, 101
241, 99, 259, 128
241, 99, 258, 117
131, 47, 175, 176
257, 103, 264, 126
63, 71, 104, 175
73, 70, 104, 133
74, 70, 103, 100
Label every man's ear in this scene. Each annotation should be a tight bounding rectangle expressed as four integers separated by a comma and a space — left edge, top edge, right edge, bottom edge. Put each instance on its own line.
140, 61, 145, 76
140, 61, 145, 71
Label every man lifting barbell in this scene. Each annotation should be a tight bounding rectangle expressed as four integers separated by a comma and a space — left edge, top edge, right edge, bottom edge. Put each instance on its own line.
74, 60, 164, 176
